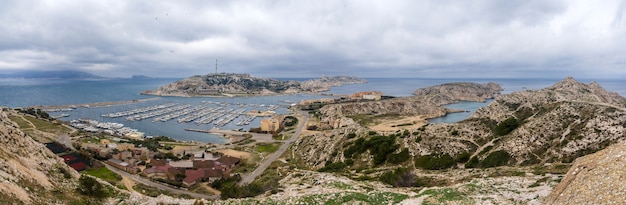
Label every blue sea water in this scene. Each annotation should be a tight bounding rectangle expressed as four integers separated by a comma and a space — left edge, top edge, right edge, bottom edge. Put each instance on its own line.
1, 77, 624, 143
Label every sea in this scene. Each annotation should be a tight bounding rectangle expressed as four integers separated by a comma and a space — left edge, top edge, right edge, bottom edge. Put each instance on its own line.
1, 77, 624, 144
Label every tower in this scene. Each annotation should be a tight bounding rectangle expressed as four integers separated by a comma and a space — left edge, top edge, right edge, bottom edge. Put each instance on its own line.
215, 59, 218, 74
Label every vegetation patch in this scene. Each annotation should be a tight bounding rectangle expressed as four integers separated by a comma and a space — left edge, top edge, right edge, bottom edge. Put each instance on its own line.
419, 188, 472, 205
256, 142, 281, 153
493, 117, 520, 136
415, 153, 456, 170
82, 166, 122, 184
479, 150, 511, 168
344, 135, 400, 165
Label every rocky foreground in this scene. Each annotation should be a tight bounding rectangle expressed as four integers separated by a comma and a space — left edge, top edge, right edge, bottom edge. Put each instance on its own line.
141, 73, 366, 97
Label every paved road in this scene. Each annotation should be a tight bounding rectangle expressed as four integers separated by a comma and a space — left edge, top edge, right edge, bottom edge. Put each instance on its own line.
102, 163, 219, 199
239, 111, 309, 185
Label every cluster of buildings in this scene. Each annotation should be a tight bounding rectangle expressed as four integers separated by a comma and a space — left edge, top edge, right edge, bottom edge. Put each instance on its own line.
81, 139, 153, 174
260, 115, 285, 133
299, 91, 383, 106
143, 152, 241, 187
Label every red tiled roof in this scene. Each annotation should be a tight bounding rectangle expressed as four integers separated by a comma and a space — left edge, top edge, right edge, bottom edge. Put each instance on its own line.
69, 162, 88, 171
193, 160, 217, 169
60, 155, 77, 162
149, 159, 168, 166
216, 156, 240, 166
183, 169, 205, 184
204, 169, 224, 178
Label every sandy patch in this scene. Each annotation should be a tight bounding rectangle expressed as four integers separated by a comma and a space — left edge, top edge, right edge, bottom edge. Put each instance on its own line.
369, 115, 426, 132
216, 149, 251, 159
171, 145, 200, 155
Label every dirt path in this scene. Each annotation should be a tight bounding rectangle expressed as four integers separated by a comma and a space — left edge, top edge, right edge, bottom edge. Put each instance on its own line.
121, 176, 139, 193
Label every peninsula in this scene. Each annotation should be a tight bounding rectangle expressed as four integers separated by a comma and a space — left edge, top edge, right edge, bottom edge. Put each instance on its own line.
140, 73, 366, 97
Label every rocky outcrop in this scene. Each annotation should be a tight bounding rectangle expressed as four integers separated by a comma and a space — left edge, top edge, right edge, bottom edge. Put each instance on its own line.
141, 73, 366, 97
300, 76, 367, 93
545, 142, 626, 205
413, 82, 503, 105
0, 110, 79, 204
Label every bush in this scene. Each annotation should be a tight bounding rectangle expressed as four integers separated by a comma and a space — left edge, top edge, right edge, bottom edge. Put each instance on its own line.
415, 154, 456, 170
464, 157, 479, 168
479, 150, 511, 168
77, 175, 108, 198
388, 148, 410, 164
379, 168, 417, 187
318, 162, 346, 172
494, 117, 520, 136
455, 152, 471, 163
344, 135, 399, 165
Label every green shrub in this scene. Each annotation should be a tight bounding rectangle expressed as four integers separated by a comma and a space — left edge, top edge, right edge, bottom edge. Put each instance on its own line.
77, 175, 108, 198
494, 117, 520, 136
388, 148, 410, 164
455, 152, 471, 163
318, 162, 347, 172
479, 150, 511, 168
379, 168, 416, 187
415, 154, 456, 170
464, 157, 479, 168
344, 135, 399, 165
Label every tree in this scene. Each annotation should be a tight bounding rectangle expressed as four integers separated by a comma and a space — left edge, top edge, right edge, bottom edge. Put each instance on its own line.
77, 175, 107, 198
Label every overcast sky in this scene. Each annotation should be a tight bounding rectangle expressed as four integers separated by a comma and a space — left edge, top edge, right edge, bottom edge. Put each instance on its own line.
1, 0, 625, 78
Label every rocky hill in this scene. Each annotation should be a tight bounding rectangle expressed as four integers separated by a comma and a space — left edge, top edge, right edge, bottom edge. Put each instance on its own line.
413, 82, 502, 104
293, 78, 625, 171
141, 73, 366, 97
0, 109, 80, 204
545, 142, 626, 204
296, 82, 504, 168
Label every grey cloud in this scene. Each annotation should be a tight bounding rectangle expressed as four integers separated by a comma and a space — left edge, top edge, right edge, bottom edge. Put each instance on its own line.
0, 0, 623, 79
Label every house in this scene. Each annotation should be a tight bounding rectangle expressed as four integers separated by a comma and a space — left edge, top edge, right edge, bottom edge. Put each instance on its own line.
149, 159, 168, 167
117, 143, 135, 151
169, 160, 193, 169
106, 159, 137, 174
261, 116, 284, 133
182, 169, 206, 187
217, 156, 240, 170
143, 164, 171, 179
193, 160, 226, 172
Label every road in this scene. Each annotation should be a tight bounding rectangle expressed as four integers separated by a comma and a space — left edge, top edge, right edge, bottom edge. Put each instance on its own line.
239, 111, 309, 185
102, 163, 219, 200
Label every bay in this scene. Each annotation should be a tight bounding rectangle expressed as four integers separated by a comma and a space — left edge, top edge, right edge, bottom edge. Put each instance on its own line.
0, 77, 623, 143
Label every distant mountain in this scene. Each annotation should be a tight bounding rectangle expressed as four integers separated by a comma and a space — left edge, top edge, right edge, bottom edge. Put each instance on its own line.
0, 70, 105, 79
130, 75, 153, 79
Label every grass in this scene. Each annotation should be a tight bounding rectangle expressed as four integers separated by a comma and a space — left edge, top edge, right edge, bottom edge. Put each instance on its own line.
82, 166, 121, 184
418, 188, 472, 205
23, 115, 72, 134
256, 142, 281, 153
8, 116, 33, 129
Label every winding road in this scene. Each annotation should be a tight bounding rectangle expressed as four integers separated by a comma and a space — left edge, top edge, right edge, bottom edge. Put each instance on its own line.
239, 111, 309, 185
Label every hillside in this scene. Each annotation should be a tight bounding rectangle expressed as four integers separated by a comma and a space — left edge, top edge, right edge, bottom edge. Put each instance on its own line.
545, 141, 626, 204
292, 77, 625, 186
141, 73, 366, 97
0, 108, 80, 203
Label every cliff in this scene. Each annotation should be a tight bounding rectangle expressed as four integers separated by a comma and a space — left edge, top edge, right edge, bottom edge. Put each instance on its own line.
545, 142, 626, 204
141, 73, 366, 97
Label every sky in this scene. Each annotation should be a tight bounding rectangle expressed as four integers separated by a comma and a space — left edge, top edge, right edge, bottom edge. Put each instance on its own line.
1, 0, 625, 79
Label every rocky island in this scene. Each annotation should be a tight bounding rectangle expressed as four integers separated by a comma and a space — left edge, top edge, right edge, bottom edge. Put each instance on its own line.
140, 73, 366, 97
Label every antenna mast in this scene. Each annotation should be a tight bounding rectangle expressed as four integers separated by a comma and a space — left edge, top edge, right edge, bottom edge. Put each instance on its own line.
215, 59, 218, 74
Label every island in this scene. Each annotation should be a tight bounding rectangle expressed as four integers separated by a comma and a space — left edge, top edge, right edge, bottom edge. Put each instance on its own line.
140, 73, 366, 97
